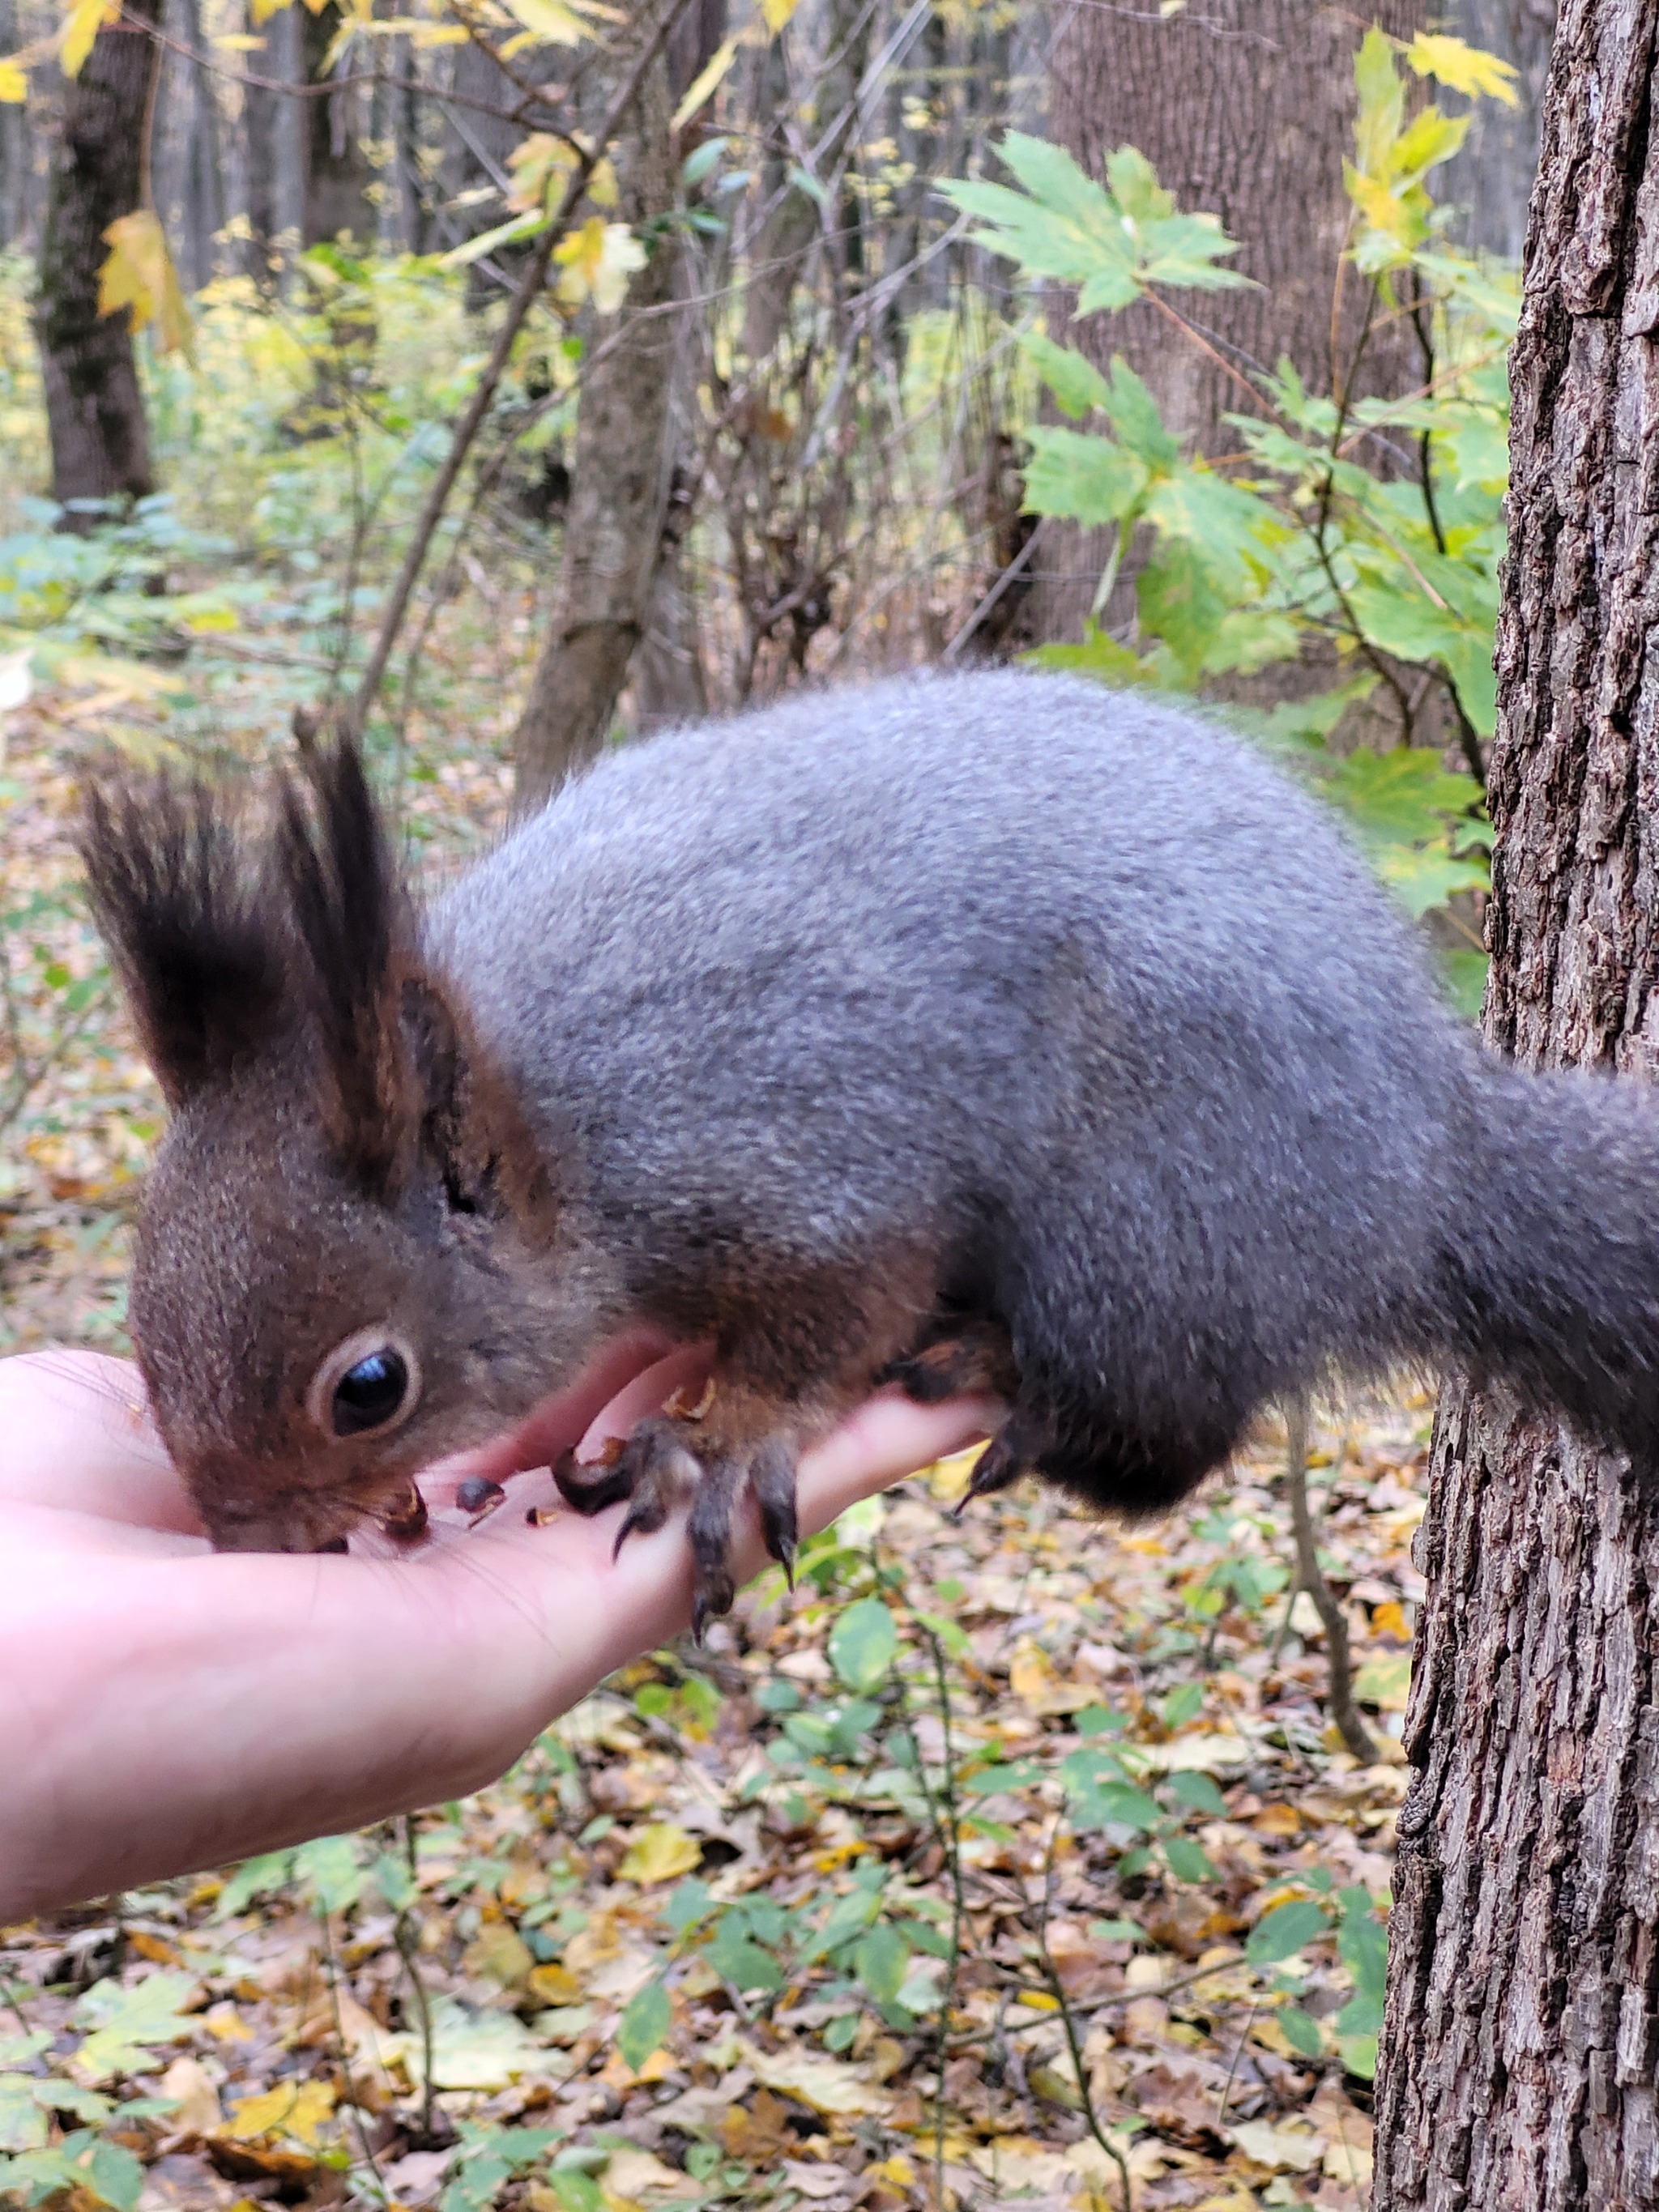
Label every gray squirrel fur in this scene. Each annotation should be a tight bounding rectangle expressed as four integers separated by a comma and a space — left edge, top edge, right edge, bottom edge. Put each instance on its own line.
83, 669, 1659, 1617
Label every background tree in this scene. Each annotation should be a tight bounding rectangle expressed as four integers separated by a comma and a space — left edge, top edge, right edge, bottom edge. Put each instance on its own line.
1374, 6, 1659, 2202
510, 30, 681, 806
1039, 0, 1426, 644
1439, 0, 1556, 258
34, 0, 164, 513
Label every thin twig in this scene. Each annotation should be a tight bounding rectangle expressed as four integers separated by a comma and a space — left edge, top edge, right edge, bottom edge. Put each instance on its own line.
1284, 1395, 1379, 1764
1034, 1825, 1132, 2212
928, 1630, 966, 2212
393, 1816, 438, 2143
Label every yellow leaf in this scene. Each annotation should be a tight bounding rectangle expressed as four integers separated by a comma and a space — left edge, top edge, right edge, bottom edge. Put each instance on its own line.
761, 0, 800, 28
1009, 1638, 1056, 1704
553, 215, 645, 313
924, 1443, 981, 1503
526, 1960, 582, 2005
0, 54, 27, 97
671, 32, 735, 128
506, 132, 577, 214
1370, 1599, 1410, 1639
1343, 163, 1416, 245
617, 1822, 702, 1885
97, 210, 193, 356
1405, 32, 1520, 108
463, 1920, 535, 1988
224, 2080, 335, 2146
61, 0, 117, 79
501, 0, 591, 43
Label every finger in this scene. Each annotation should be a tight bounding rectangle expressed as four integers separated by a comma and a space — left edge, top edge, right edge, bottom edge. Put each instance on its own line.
0, 1353, 205, 1533
406, 1387, 997, 1692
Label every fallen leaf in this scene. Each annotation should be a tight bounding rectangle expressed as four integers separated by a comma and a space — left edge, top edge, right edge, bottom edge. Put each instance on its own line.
617, 1824, 702, 1885
740, 2039, 892, 2116
778, 2160, 846, 2201
600, 2146, 689, 2197
1226, 2119, 1325, 2172
464, 1922, 535, 1989
158, 2056, 222, 2137
222, 2078, 335, 2146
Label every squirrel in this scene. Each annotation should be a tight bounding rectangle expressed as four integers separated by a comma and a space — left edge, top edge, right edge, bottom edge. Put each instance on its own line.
81, 669, 1659, 1627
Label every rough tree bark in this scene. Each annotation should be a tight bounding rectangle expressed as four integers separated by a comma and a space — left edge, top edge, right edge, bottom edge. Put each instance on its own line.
34, 0, 164, 513
512, 38, 680, 808
1373, 7, 1659, 2205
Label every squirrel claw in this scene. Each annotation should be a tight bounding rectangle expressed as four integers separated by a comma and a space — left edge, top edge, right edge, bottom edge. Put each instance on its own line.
953, 1413, 1047, 1516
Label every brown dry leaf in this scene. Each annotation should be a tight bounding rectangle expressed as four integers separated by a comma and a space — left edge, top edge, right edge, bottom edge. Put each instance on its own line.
1132, 2053, 1232, 2144
720, 2088, 800, 2163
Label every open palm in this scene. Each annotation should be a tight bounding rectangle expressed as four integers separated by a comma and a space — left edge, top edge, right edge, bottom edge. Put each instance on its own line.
0, 1345, 989, 1920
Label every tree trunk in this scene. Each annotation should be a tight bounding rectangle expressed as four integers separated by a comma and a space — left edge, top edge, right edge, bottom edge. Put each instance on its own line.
34, 0, 163, 514
1439, 0, 1556, 262
0, 0, 37, 254
301, 1, 373, 249
152, 0, 224, 292
1373, 6, 1659, 2204
512, 44, 680, 808
1040, 0, 1423, 641
240, 0, 305, 287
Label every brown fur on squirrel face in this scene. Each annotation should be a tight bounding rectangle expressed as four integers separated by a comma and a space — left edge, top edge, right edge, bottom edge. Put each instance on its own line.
81, 749, 619, 1558
83, 672, 1659, 1626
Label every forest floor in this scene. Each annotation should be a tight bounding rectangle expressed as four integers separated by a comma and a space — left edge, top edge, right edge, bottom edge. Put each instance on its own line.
0, 714, 1417, 2212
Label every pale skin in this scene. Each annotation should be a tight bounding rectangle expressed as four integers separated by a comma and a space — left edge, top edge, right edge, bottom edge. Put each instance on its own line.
0, 1346, 992, 1924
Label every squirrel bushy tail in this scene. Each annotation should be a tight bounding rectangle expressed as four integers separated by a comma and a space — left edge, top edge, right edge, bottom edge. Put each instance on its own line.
1437, 1058, 1659, 1466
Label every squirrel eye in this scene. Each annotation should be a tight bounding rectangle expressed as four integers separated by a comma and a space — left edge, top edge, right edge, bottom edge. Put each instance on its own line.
333, 1348, 409, 1436
309, 1329, 421, 1443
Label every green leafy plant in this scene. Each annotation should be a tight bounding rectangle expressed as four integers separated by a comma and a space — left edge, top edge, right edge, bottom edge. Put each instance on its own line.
943, 27, 1519, 1016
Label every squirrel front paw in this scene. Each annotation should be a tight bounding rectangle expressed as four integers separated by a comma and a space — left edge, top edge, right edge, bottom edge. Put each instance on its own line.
553, 1409, 799, 1639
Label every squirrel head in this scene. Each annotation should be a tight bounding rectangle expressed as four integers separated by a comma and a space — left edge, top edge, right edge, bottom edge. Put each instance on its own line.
81, 739, 596, 1552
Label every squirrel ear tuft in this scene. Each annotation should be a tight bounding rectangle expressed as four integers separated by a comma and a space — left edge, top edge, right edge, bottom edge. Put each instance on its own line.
277, 737, 420, 1196
79, 774, 288, 1106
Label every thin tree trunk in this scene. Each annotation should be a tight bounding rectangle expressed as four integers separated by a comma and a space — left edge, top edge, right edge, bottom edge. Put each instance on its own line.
1373, 7, 1659, 2204
241, 0, 305, 287
302, 1, 373, 248
512, 42, 680, 807
0, 0, 24, 252
34, 0, 163, 514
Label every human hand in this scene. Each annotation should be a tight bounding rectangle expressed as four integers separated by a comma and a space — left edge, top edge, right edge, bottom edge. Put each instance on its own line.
0, 1346, 992, 1921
